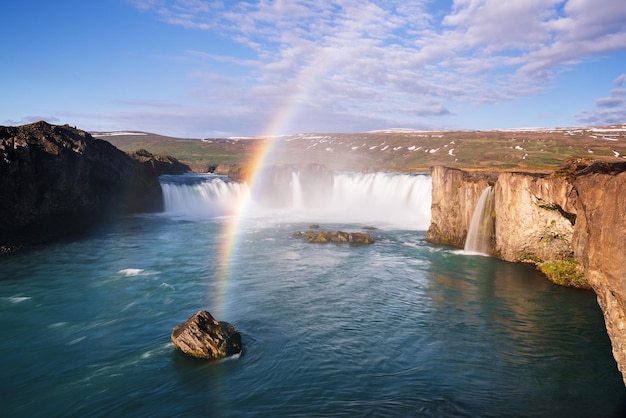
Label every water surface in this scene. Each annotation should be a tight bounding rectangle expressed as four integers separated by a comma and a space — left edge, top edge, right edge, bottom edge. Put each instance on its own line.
1, 173, 625, 417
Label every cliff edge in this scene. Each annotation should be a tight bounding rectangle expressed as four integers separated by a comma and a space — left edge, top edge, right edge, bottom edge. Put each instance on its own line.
572, 162, 626, 381
427, 162, 626, 383
0, 121, 188, 252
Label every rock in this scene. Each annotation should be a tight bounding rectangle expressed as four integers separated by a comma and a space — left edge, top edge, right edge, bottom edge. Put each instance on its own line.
427, 162, 626, 383
209, 163, 243, 177
0, 121, 182, 251
127, 148, 190, 175
295, 229, 375, 245
426, 166, 497, 248
494, 171, 577, 263
171, 310, 242, 359
572, 162, 626, 383
427, 165, 577, 264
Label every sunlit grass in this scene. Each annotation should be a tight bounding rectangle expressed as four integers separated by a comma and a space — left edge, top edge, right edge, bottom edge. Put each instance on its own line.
99, 129, 626, 172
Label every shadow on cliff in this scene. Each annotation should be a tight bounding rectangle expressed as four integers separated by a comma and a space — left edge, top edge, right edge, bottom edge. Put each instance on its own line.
0, 121, 190, 253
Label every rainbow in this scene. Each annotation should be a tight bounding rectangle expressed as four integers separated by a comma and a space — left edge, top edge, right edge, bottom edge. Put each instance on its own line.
210, 47, 337, 317
211, 95, 304, 319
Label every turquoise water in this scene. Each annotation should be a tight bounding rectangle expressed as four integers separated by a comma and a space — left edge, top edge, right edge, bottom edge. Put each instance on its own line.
1, 176, 626, 416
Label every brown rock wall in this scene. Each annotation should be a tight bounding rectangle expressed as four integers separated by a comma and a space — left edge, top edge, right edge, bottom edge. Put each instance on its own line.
427, 162, 626, 383
494, 172, 576, 262
426, 166, 496, 247
572, 166, 626, 382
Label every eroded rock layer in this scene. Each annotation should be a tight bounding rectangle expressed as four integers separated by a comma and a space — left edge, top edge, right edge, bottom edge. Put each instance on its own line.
171, 310, 242, 359
571, 163, 626, 381
427, 162, 626, 383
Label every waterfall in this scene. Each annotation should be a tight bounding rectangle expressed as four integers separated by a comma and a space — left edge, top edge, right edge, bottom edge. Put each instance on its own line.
160, 174, 248, 218
464, 186, 495, 255
160, 167, 432, 230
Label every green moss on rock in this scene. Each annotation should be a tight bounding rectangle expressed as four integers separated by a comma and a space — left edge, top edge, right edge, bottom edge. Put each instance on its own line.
540, 259, 590, 289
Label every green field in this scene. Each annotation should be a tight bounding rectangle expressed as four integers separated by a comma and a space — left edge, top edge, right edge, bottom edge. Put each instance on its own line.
95, 126, 626, 172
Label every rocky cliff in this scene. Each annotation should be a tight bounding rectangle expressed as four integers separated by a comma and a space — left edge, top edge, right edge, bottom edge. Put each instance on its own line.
571, 162, 626, 382
426, 167, 497, 247
0, 121, 189, 252
494, 171, 577, 264
427, 162, 626, 383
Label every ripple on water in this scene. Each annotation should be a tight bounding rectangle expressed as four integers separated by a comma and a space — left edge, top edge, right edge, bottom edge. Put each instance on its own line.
115, 268, 159, 277
1, 219, 626, 417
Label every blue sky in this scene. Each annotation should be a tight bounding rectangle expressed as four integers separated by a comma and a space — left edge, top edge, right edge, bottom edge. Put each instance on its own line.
2, 0, 625, 138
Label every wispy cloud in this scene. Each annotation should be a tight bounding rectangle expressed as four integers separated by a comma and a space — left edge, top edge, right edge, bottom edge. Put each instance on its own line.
577, 74, 626, 125
4, 116, 61, 126
128, 0, 626, 133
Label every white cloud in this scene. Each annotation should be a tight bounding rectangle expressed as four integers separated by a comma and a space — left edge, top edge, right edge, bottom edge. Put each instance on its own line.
128, 0, 626, 134
443, 0, 562, 51
577, 75, 626, 125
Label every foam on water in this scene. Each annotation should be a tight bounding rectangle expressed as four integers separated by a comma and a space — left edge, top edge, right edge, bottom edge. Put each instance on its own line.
3, 296, 31, 304
452, 249, 492, 257
116, 268, 157, 277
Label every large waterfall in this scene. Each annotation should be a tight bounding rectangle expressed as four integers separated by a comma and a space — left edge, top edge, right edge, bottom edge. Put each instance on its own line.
160, 166, 432, 230
464, 186, 495, 255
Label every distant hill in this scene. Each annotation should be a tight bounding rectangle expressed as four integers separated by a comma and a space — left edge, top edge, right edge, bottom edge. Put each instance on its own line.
93, 125, 626, 172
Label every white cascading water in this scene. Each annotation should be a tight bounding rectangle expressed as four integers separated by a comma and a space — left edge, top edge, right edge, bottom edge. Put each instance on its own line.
160, 174, 249, 218
160, 168, 432, 230
464, 186, 495, 255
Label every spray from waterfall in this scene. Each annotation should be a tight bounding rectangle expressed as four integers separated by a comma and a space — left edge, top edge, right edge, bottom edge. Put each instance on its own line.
160, 168, 432, 230
160, 174, 248, 219
464, 186, 495, 255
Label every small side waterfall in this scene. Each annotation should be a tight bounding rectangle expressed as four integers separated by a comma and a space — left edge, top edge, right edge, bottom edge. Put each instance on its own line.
464, 186, 495, 255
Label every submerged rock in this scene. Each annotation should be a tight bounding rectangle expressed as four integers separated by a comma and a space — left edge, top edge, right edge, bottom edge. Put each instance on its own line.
171, 310, 242, 359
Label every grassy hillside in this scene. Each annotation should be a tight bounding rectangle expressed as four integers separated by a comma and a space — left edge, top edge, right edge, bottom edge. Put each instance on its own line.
94, 125, 626, 172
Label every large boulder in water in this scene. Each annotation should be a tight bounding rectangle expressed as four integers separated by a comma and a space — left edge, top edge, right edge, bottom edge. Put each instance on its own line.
171, 310, 242, 359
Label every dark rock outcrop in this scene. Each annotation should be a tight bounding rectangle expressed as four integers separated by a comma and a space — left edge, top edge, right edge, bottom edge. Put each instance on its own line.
209, 164, 250, 181
294, 229, 375, 245
128, 148, 190, 176
0, 121, 182, 252
171, 310, 242, 359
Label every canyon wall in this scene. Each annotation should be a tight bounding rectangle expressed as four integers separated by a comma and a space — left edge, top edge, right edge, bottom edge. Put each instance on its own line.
571, 163, 626, 381
494, 172, 577, 263
427, 163, 626, 383
0, 121, 189, 252
426, 167, 497, 247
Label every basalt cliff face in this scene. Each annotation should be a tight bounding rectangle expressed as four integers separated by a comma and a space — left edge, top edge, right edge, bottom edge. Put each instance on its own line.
427, 162, 626, 383
0, 121, 189, 252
